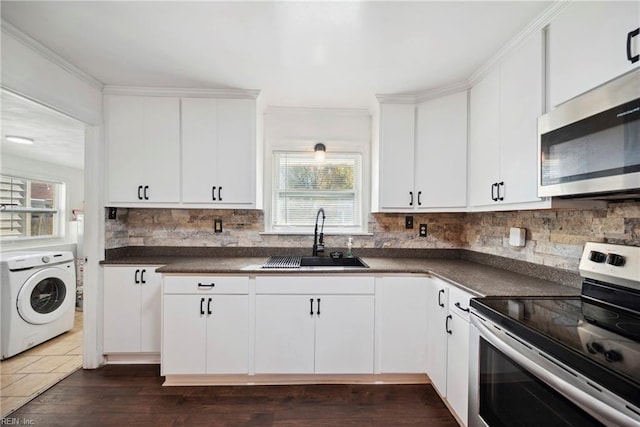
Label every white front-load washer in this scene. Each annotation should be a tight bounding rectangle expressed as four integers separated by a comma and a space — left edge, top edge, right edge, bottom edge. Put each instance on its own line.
1, 251, 76, 359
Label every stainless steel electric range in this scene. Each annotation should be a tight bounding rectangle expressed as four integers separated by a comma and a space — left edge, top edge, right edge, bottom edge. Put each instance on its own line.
469, 242, 640, 427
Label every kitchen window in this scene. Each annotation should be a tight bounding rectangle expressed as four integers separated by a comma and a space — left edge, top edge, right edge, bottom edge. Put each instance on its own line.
0, 175, 64, 240
271, 151, 363, 233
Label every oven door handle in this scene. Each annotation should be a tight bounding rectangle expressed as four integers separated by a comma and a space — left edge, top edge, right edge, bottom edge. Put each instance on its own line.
472, 315, 637, 427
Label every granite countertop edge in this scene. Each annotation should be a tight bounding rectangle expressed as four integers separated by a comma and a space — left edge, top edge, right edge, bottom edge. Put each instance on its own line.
101, 249, 580, 298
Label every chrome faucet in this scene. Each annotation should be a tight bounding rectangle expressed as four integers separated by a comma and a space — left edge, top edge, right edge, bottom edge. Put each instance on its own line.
312, 208, 325, 257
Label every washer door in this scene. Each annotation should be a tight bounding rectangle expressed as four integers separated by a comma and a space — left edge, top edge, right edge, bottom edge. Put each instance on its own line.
17, 266, 74, 325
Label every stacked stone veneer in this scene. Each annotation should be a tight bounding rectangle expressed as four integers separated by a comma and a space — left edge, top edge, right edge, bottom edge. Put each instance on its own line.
105, 201, 640, 272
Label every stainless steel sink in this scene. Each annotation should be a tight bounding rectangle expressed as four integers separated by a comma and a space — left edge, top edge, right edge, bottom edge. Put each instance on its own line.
262, 256, 368, 269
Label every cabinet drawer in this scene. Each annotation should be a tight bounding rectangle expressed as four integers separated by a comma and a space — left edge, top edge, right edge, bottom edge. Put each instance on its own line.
448, 285, 473, 322
164, 276, 249, 294
256, 276, 374, 295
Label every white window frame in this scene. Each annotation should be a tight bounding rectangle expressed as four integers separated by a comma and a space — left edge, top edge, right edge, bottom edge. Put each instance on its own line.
0, 174, 66, 241
264, 139, 371, 235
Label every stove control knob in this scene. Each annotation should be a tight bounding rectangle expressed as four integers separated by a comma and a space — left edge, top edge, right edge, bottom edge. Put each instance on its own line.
606, 253, 625, 267
604, 350, 623, 363
586, 341, 604, 354
41, 256, 51, 263
589, 251, 606, 263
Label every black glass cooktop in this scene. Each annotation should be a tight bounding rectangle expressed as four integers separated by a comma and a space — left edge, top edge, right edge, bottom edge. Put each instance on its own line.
471, 295, 640, 408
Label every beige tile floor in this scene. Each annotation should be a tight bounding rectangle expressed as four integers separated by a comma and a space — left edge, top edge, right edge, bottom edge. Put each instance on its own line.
0, 310, 83, 417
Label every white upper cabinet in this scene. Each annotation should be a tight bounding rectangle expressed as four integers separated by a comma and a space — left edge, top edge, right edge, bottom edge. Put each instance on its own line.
548, 1, 640, 108
105, 95, 181, 205
377, 103, 416, 210
376, 92, 467, 212
468, 32, 544, 210
105, 90, 258, 208
182, 98, 256, 206
415, 92, 468, 209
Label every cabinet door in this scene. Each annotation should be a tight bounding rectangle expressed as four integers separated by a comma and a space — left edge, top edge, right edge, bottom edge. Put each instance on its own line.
315, 295, 374, 374
468, 69, 500, 207
446, 311, 470, 425
217, 99, 255, 205
139, 268, 161, 352
379, 277, 428, 373
181, 98, 219, 203
254, 295, 315, 374
162, 295, 207, 375
415, 91, 468, 209
548, 1, 640, 107
103, 267, 142, 353
425, 280, 448, 396
498, 32, 543, 205
106, 95, 180, 204
379, 103, 416, 209
206, 295, 250, 374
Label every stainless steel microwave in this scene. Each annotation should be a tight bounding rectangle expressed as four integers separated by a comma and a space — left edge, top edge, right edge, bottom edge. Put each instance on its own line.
538, 69, 640, 199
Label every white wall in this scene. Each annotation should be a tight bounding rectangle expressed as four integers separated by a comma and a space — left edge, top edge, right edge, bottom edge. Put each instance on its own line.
263, 106, 372, 232
1, 23, 103, 124
1, 153, 84, 254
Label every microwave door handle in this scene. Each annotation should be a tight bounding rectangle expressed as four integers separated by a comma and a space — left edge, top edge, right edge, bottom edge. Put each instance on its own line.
627, 28, 639, 63
472, 317, 636, 426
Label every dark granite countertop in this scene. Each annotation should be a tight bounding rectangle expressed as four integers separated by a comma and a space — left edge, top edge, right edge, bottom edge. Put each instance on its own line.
102, 247, 581, 298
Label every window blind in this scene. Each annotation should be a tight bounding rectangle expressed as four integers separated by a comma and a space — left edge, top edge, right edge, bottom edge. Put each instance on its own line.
273, 151, 362, 230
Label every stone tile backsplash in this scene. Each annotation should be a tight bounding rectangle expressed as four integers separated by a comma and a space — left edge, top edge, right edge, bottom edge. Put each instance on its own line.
105, 201, 640, 273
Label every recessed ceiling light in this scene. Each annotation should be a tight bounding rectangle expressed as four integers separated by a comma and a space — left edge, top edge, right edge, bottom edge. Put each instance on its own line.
5, 136, 35, 145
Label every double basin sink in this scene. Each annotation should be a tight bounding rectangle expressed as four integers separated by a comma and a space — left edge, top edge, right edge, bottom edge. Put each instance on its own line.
262, 255, 368, 269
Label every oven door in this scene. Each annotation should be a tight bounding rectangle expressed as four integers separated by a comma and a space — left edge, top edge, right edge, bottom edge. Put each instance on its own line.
469, 311, 638, 427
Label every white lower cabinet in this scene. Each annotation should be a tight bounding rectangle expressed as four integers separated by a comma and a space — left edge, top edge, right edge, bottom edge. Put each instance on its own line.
378, 276, 429, 373
425, 277, 473, 426
254, 276, 375, 374
103, 266, 162, 354
161, 276, 249, 375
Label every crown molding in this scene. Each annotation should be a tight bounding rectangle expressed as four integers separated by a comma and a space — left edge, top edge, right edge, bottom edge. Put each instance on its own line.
414, 80, 470, 103
264, 105, 370, 116
375, 93, 418, 104
468, 0, 571, 86
1, 19, 104, 91
103, 85, 260, 99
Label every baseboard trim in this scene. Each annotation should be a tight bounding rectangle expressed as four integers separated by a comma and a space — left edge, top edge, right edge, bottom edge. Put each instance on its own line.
104, 353, 160, 364
163, 373, 429, 386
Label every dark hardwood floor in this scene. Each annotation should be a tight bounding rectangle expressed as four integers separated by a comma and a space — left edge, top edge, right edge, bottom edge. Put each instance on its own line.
6, 365, 459, 426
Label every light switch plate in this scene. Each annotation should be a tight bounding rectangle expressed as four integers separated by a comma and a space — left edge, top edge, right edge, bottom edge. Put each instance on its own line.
214, 219, 223, 233
405, 216, 413, 229
509, 227, 526, 247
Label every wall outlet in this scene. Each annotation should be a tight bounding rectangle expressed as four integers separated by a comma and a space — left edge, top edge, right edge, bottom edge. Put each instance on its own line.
405, 216, 414, 229
107, 207, 117, 220
419, 224, 427, 237
214, 219, 223, 233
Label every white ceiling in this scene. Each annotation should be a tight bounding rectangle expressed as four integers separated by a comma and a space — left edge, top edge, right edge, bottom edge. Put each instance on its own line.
1, 91, 85, 170
0, 1, 552, 170
1, 1, 551, 109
